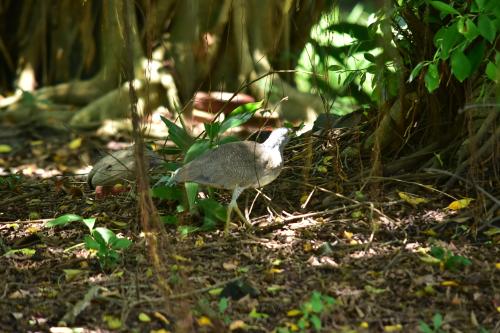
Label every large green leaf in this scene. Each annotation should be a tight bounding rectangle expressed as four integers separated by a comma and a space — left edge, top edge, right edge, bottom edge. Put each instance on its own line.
451, 50, 472, 81
429, 1, 460, 15
466, 40, 486, 74
434, 23, 463, 60
92, 227, 116, 245
160, 116, 193, 152
184, 139, 210, 163
424, 62, 440, 92
151, 186, 183, 200
45, 214, 83, 228
219, 101, 263, 134
478, 15, 496, 42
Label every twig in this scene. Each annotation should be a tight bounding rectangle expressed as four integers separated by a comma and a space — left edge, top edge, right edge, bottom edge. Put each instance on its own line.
425, 168, 500, 207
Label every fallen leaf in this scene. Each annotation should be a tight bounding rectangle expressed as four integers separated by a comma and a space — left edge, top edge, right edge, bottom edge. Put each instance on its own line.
384, 324, 402, 332
223, 260, 238, 270
102, 315, 122, 330
0, 144, 12, 153
398, 191, 429, 207
63, 269, 86, 282
153, 312, 170, 325
287, 309, 302, 317
229, 320, 247, 331
138, 312, 151, 322
441, 280, 459, 287
196, 316, 213, 327
68, 137, 82, 150
208, 288, 223, 296
447, 198, 474, 210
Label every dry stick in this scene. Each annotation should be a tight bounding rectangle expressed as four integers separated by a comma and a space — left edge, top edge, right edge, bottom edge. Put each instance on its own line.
426, 168, 500, 207
446, 125, 500, 189
0, 190, 43, 206
122, 0, 171, 302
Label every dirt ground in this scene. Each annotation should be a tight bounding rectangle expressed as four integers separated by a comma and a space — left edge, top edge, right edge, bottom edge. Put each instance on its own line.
0, 128, 499, 333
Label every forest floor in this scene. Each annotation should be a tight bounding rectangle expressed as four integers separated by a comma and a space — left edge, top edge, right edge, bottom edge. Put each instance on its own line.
0, 127, 499, 333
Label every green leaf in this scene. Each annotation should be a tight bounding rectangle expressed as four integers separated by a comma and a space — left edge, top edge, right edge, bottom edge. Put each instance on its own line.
45, 214, 83, 228
185, 182, 199, 211
184, 139, 210, 163
466, 40, 486, 74
478, 15, 496, 42
424, 62, 440, 92
219, 101, 263, 134
327, 64, 343, 71
218, 297, 229, 313
160, 116, 193, 152
434, 23, 463, 60
177, 225, 199, 236
430, 246, 445, 260
485, 61, 497, 81
429, 1, 460, 15
462, 19, 480, 41
310, 291, 323, 313
409, 62, 425, 82
451, 50, 472, 81
198, 198, 227, 222
219, 135, 240, 145
111, 238, 132, 250
363, 52, 376, 62
204, 122, 221, 141
310, 315, 322, 331
4, 248, 36, 258
151, 185, 183, 200
84, 235, 101, 250
432, 313, 443, 329
160, 215, 179, 225
419, 321, 433, 333
92, 227, 116, 245
343, 71, 358, 88
82, 218, 96, 232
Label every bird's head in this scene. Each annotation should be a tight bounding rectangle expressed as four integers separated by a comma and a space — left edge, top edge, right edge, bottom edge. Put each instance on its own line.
262, 127, 293, 152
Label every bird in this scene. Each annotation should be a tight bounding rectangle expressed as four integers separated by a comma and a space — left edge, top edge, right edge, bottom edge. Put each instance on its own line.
87, 147, 162, 188
170, 127, 292, 234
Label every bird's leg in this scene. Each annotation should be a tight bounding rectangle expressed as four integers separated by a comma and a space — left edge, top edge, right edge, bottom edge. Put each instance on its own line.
224, 202, 234, 236
233, 205, 252, 228
224, 187, 249, 235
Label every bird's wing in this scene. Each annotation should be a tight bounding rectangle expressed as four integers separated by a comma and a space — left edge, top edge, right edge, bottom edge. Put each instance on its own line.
173, 142, 269, 189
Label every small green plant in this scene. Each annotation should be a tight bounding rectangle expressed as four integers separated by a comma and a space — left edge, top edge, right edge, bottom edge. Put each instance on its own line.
154, 101, 264, 232
420, 246, 472, 272
46, 214, 132, 270
0, 174, 21, 190
419, 313, 444, 333
277, 291, 336, 333
218, 297, 231, 325
430, 246, 472, 271
84, 227, 132, 269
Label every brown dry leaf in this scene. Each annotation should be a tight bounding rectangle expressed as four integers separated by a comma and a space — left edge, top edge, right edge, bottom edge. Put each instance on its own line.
153, 312, 170, 325
229, 320, 247, 331
223, 260, 239, 271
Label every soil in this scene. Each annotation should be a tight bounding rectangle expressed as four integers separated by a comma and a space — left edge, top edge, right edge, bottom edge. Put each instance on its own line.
0, 127, 499, 333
